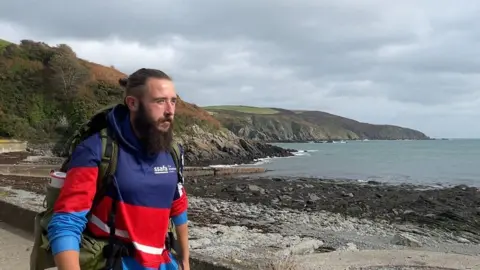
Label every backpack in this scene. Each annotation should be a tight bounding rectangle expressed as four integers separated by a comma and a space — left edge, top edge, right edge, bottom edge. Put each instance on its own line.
29, 103, 185, 270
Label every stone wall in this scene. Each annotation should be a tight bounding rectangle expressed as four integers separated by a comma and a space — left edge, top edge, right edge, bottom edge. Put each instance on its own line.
0, 140, 27, 153
0, 164, 265, 178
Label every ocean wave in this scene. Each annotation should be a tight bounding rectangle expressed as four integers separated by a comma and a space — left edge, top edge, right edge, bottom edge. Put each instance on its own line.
291, 149, 319, 157
296, 149, 318, 152
208, 157, 275, 168
208, 149, 312, 168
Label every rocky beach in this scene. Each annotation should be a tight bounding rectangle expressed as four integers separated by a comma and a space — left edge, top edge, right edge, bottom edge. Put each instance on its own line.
0, 151, 479, 269
1, 174, 479, 267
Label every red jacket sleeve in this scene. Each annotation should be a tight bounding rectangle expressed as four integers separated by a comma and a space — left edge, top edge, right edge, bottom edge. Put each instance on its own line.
47, 133, 102, 254
170, 182, 188, 226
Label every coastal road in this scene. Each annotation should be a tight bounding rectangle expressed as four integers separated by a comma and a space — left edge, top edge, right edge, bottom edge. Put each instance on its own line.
0, 221, 56, 270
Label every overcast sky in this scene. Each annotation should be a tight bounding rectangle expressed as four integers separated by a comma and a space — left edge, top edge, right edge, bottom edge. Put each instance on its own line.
1, 0, 480, 138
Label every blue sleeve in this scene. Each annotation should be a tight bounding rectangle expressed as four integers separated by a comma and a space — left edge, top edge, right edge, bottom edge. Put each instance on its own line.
172, 209, 188, 226
47, 133, 102, 255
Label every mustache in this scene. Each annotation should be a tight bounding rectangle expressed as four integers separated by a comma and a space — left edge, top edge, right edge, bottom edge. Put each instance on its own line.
160, 117, 173, 123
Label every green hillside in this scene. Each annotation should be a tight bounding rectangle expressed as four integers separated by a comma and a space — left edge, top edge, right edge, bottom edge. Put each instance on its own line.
0, 39, 11, 52
0, 38, 298, 165
204, 106, 429, 141
0, 39, 220, 142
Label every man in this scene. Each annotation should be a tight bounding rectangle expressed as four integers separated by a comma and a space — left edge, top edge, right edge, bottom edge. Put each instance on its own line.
47, 68, 190, 270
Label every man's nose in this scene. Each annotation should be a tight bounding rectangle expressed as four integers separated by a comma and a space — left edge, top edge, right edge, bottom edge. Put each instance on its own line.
165, 101, 174, 115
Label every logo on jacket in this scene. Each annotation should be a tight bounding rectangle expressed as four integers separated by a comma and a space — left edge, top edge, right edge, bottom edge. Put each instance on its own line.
153, 165, 177, 174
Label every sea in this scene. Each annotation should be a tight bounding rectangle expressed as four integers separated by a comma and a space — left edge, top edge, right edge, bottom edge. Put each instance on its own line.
238, 139, 480, 187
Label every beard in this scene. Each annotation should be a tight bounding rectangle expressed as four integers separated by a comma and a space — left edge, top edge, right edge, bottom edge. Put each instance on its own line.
132, 102, 174, 155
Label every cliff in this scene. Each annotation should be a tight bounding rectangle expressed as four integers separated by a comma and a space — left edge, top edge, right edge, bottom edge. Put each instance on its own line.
0, 39, 292, 165
204, 106, 429, 141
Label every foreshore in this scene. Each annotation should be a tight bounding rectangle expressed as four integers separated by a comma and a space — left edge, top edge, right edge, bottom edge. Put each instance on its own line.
0, 152, 479, 269
1, 173, 479, 269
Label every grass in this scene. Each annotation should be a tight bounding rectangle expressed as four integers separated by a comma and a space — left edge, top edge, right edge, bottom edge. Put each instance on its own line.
204, 105, 279, 115
0, 39, 12, 52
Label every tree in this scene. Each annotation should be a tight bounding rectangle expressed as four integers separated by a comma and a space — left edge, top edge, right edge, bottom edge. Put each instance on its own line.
56, 44, 76, 58
49, 51, 90, 97
19, 40, 55, 63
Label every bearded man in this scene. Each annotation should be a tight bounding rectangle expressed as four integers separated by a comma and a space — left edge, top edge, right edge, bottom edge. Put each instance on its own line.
47, 68, 190, 270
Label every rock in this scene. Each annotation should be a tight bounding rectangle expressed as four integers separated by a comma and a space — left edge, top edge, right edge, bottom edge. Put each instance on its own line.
456, 236, 471, 243
27, 142, 56, 156
189, 238, 212, 249
277, 239, 324, 256
175, 125, 294, 166
338, 242, 358, 251
391, 233, 422, 247
308, 193, 320, 202
248, 184, 266, 194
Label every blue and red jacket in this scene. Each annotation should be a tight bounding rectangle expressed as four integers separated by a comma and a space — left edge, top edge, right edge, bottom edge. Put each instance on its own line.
47, 105, 188, 269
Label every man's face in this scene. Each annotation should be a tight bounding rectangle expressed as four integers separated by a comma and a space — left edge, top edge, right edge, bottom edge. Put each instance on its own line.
130, 78, 177, 153
141, 78, 177, 132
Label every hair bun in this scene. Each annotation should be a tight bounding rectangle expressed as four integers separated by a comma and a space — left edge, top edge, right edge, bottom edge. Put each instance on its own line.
119, 77, 128, 87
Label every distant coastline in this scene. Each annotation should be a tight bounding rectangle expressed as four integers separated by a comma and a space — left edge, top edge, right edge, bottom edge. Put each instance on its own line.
205, 105, 430, 142
266, 138, 433, 144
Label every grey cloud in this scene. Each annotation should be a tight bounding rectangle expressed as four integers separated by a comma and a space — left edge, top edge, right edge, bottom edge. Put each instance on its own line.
1, 0, 480, 137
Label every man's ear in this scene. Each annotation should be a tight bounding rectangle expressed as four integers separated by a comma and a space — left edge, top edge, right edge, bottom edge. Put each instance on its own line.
125, 96, 139, 111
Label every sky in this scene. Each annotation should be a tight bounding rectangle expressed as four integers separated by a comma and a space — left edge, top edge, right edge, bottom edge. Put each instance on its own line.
1, 0, 480, 138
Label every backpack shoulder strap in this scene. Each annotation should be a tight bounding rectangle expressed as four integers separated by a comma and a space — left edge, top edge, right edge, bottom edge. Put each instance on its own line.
170, 143, 184, 184
88, 127, 119, 218
98, 127, 118, 184
167, 143, 185, 256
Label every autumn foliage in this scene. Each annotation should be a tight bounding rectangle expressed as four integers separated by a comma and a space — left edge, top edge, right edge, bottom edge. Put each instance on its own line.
0, 39, 220, 141
81, 60, 125, 86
